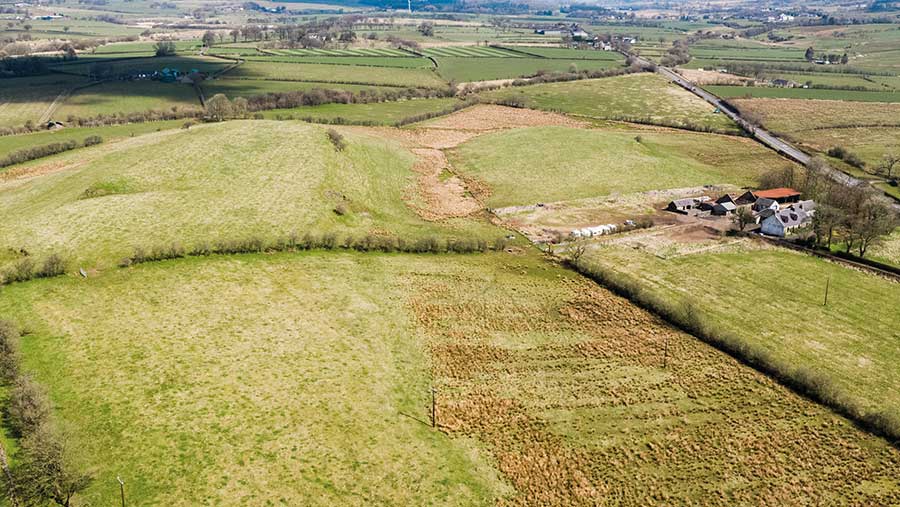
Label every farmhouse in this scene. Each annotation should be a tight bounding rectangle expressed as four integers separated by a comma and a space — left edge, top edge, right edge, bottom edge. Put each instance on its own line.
753, 188, 801, 204
760, 209, 811, 237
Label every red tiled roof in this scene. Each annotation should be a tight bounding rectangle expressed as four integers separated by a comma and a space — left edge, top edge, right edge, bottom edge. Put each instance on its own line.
754, 188, 800, 199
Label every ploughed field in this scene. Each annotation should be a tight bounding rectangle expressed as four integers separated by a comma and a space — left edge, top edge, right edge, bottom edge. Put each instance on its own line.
1, 251, 898, 505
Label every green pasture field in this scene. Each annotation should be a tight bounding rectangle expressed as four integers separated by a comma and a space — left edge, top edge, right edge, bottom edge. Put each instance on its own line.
582, 241, 900, 425
448, 126, 787, 207
688, 42, 807, 62
53, 55, 231, 76
0, 75, 89, 127
419, 46, 522, 58
0, 18, 143, 39
0, 120, 185, 154
54, 81, 201, 119
502, 46, 624, 60
224, 61, 447, 88
707, 85, 900, 102
435, 57, 622, 82
264, 47, 413, 57
92, 40, 201, 54
207, 46, 264, 56
479, 73, 738, 132
242, 55, 433, 68
1, 250, 899, 505
260, 98, 460, 124
0, 120, 497, 270
200, 78, 395, 98
755, 71, 899, 91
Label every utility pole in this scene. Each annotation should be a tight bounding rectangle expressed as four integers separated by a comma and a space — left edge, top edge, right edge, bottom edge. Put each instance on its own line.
117, 476, 126, 507
824, 276, 830, 306
431, 387, 437, 428
663, 334, 669, 369
407, 0, 411, 14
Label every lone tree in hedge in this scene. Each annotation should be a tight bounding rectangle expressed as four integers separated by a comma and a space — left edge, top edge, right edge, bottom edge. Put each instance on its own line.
732, 206, 754, 231
202, 30, 216, 48
154, 41, 176, 57
204, 94, 233, 122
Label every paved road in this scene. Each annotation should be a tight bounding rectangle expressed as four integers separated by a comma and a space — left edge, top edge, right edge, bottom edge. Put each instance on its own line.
630, 56, 877, 191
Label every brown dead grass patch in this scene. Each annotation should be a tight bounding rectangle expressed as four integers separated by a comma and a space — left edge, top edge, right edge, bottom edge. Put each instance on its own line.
678, 69, 754, 86
422, 104, 589, 132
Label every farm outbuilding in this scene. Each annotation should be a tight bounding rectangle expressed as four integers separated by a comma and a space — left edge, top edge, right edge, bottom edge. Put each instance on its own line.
754, 188, 801, 204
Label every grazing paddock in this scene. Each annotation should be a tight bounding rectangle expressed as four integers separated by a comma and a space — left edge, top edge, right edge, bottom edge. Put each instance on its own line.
731, 98, 900, 167
582, 240, 900, 430
225, 61, 447, 88
0, 121, 497, 271
53, 55, 229, 77
259, 98, 461, 124
479, 73, 738, 133
0, 75, 89, 127
708, 85, 900, 102
242, 55, 433, 68
54, 81, 201, 119
436, 57, 623, 83
200, 78, 395, 98
448, 126, 789, 207
1, 251, 898, 505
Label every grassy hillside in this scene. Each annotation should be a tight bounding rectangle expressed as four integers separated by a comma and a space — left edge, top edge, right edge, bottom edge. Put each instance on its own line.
479, 73, 738, 132
582, 240, 900, 423
448, 126, 790, 207
0, 251, 898, 505
0, 121, 498, 270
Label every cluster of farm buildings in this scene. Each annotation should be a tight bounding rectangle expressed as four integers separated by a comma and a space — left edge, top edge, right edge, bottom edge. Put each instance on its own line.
667, 188, 816, 237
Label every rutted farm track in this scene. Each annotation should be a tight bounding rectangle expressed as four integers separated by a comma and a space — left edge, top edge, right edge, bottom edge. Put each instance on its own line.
351, 105, 588, 221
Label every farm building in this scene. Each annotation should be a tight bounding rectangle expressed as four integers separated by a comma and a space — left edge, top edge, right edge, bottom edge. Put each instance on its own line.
712, 201, 736, 215
752, 197, 779, 213
666, 196, 710, 214
753, 188, 801, 204
735, 191, 758, 206
790, 200, 817, 213
760, 209, 811, 237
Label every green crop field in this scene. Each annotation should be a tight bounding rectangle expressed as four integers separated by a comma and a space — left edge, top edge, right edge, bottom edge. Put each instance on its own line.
264, 47, 413, 57
707, 85, 900, 102
501, 46, 624, 60
448, 126, 788, 207
260, 98, 460, 124
224, 61, 447, 88
54, 81, 201, 119
435, 56, 623, 82
730, 98, 900, 167
0, 121, 497, 271
480, 73, 738, 132
92, 40, 201, 54
420, 46, 522, 58
1, 250, 899, 505
582, 240, 900, 425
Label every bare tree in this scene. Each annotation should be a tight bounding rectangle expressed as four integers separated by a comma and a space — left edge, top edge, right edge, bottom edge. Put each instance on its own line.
14, 424, 91, 507
853, 200, 898, 258
567, 240, 588, 265
204, 94, 233, 121
732, 206, 754, 231
877, 153, 899, 180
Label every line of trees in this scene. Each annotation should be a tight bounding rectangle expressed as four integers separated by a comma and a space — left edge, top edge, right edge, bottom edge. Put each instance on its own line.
0, 321, 92, 507
119, 233, 511, 268
0, 136, 102, 169
760, 161, 899, 258
1, 253, 67, 286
